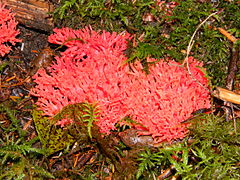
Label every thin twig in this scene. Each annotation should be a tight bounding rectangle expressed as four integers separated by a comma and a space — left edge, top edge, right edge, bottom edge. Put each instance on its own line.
183, 11, 220, 65
182, 11, 222, 95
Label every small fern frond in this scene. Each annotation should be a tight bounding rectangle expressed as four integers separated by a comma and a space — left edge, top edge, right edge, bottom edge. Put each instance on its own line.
81, 102, 100, 139
125, 42, 163, 74
126, 42, 162, 62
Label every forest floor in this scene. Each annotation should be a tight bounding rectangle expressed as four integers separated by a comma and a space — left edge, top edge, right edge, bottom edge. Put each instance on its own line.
0, 0, 240, 180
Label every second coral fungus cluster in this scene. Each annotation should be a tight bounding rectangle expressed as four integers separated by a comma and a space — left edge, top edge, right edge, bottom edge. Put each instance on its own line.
31, 27, 211, 143
0, 3, 21, 57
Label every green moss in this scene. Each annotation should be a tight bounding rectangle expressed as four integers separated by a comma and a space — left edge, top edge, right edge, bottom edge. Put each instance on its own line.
32, 109, 75, 156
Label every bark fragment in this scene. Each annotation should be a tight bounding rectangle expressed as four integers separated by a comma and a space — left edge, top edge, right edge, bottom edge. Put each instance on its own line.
1, 0, 54, 32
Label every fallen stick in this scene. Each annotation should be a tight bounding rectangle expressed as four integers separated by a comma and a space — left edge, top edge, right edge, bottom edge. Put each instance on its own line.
213, 87, 240, 105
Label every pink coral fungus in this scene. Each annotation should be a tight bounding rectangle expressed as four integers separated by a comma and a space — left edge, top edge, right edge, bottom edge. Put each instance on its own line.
0, 3, 21, 56
31, 26, 210, 143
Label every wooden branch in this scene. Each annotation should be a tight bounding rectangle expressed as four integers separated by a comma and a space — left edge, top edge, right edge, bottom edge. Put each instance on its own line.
213, 87, 240, 105
1, 0, 54, 32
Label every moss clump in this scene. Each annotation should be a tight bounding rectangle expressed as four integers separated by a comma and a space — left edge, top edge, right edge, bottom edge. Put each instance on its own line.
136, 114, 240, 179
32, 103, 99, 155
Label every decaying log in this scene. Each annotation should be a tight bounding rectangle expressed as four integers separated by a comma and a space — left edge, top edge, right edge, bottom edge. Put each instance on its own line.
1, 0, 54, 32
